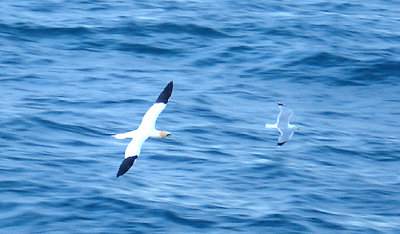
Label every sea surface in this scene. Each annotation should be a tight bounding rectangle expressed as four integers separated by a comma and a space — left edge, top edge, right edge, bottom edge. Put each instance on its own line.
1, 1, 400, 233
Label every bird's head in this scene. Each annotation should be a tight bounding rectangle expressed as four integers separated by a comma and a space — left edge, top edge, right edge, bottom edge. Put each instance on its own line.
291, 125, 300, 131
159, 131, 172, 138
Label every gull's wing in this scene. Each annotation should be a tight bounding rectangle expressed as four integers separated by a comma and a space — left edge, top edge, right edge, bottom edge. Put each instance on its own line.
139, 81, 173, 130
277, 104, 293, 129
277, 129, 294, 147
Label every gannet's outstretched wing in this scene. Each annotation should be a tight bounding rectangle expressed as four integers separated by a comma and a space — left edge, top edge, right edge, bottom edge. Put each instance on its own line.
116, 131, 147, 177
117, 156, 138, 177
139, 81, 173, 130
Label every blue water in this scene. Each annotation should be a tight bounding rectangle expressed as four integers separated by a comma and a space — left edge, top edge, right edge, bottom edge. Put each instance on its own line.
1, 1, 400, 233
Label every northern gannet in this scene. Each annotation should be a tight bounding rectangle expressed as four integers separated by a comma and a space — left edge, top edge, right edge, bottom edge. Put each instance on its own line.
265, 102, 299, 147
113, 81, 173, 177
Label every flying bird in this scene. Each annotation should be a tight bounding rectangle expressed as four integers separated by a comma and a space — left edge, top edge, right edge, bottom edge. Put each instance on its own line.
113, 81, 173, 177
265, 102, 299, 147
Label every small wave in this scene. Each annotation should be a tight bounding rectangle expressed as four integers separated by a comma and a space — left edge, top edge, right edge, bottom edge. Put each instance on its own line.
116, 42, 181, 56
192, 57, 226, 67
332, 79, 367, 86
227, 45, 254, 53
0, 210, 45, 228
0, 23, 93, 38
316, 111, 352, 118
351, 60, 400, 83
27, 116, 104, 137
316, 145, 361, 157
149, 154, 208, 164
162, 210, 216, 228
249, 213, 310, 232
80, 196, 146, 211
152, 23, 228, 38
365, 150, 400, 162
287, 52, 358, 68
307, 216, 347, 230
100, 23, 149, 37
224, 130, 265, 142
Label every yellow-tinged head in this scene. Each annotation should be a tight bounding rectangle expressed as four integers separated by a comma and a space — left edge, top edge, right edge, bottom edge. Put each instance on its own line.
159, 131, 172, 138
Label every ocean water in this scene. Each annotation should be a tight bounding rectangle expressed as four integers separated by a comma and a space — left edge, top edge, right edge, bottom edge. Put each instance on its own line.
1, 0, 400, 233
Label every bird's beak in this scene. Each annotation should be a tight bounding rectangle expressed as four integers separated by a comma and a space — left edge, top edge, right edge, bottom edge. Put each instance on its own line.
168, 134, 178, 139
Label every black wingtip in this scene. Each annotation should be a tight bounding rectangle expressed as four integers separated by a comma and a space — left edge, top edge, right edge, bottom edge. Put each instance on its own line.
116, 156, 138, 177
277, 142, 286, 147
278, 102, 285, 106
155, 81, 173, 104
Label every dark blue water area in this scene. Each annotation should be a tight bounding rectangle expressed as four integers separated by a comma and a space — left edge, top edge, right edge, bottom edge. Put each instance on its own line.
1, 0, 400, 233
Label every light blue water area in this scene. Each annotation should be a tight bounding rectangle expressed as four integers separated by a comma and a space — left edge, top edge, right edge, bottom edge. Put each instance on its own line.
1, 0, 400, 233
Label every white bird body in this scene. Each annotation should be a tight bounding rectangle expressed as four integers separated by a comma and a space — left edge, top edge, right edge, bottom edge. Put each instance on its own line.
113, 82, 173, 177
114, 103, 169, 157
265, 103, 299, 146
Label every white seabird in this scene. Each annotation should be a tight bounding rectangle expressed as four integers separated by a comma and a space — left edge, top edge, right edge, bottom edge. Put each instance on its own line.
265, 102, 299, 147
113, 81, 173, 177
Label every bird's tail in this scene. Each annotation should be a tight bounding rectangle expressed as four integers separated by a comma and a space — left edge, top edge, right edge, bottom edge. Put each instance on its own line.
265, 124, 276, 129
112, 133, 129, 139
112, 130, 137, 139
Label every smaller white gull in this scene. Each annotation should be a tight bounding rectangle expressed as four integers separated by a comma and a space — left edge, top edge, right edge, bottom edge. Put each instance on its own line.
265, 102, 299, 147
113, 81, 173, 177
